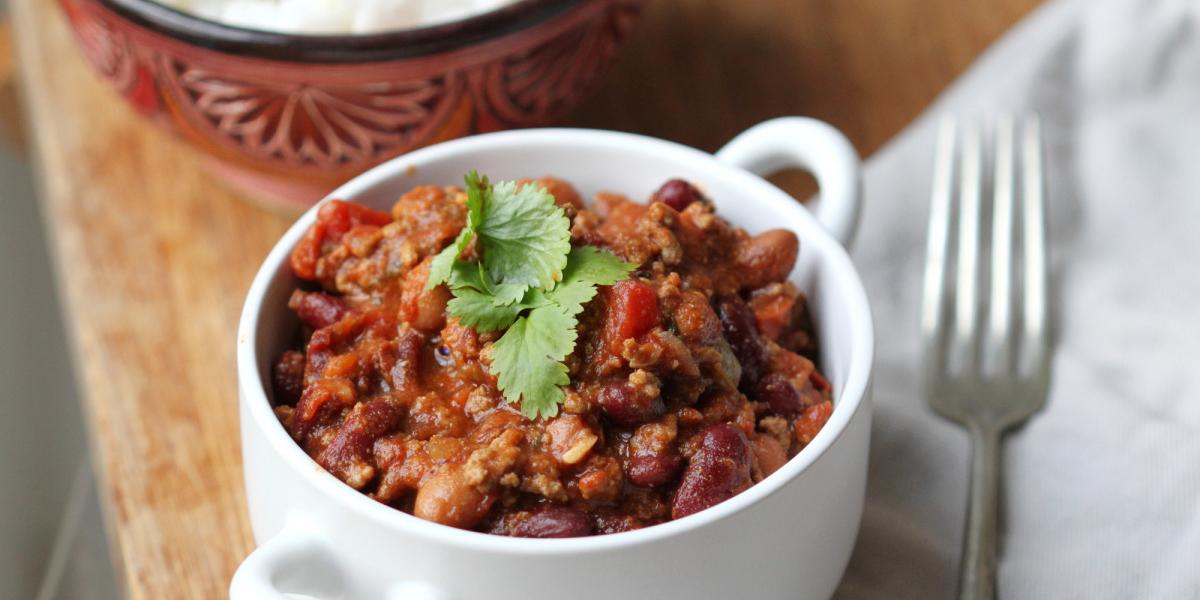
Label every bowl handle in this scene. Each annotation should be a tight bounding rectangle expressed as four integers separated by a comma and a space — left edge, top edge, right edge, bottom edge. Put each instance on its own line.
715, 117, 863, 248
230, 518, 451, 600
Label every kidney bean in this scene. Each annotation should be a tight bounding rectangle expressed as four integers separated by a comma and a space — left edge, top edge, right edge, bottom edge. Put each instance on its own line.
413, 467, 495, 529
602, 281, 661, 354
671, 424, 752, 519
716, 295, 767, 387
316, 398, 404, 489
288, 289, 347, 330
377, 327, 424, 393
508, 505, 593, 538
628, 452, 684, 488
291, 377, 356, 440
755, 374, 804, 417
734, 229, 799, 290
652, 179, 703, 212
625, 417, 682, 487
598, 380, 664, 427
272, 350, 306, 406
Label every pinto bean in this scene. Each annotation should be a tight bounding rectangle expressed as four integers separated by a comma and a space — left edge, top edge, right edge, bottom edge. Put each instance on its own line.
400, 258, 450, 332
507, 505, 593, 538
413, 467, 495, 529
735, 229, 799, 290
716, 295, 767, 388
671, 424, 752, 519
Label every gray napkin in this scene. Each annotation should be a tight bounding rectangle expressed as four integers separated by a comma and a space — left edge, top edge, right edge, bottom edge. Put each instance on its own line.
834, 0, 1200, 597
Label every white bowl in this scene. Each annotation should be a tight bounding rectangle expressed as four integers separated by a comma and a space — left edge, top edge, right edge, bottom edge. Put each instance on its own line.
234, 117, 875, 600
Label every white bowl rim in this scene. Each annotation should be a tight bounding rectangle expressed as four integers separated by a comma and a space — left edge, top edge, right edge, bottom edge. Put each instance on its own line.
236, 126, 875, 555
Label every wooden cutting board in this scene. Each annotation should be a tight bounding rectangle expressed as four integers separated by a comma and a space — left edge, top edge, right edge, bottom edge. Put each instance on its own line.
7, 0, 1039, 597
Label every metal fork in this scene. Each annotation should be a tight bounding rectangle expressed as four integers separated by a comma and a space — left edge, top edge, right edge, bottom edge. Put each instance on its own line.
921, 115, 1051, 600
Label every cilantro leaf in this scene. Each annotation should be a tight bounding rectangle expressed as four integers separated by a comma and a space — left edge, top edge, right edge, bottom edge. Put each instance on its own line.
427, 171, 487, 290
483, 248, 634, 418
446, 289, 527, 333
490, 303, 576, 419
544, 247, 637, 316
447, 261, 531, 307
422, 173, 633, 419
477, 180, 571, 290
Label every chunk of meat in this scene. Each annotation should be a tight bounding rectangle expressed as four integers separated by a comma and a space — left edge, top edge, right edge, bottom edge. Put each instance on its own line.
750, 433, 788, 481
546, 414, 599, 466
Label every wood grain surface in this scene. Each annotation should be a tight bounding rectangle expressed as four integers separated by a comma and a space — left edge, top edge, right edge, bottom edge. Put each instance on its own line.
9, 0, 1039, 597
0, 18, 26, 150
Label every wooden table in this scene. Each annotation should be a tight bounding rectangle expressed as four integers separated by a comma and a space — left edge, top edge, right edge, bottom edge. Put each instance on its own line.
9, 0, 1040, 597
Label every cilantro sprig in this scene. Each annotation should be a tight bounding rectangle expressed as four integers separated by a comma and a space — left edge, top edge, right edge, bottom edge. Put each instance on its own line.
427, 173, 635, 419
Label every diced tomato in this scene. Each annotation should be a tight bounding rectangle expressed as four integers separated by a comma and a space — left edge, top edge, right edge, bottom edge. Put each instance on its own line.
794, 400, 833, 446
810, 370, 831, 393
749, 292, 796, 341
290, 200, 392, 280
602, 281, 660, 354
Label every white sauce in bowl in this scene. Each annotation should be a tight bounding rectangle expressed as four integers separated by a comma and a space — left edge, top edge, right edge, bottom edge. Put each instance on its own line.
154, 0, 521, 35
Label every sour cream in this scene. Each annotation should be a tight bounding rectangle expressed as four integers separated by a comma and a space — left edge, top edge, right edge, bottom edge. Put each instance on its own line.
156, 0, 519, 35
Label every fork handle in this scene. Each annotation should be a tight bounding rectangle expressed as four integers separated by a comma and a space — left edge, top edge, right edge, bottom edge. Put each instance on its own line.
960, 426, 1001, 600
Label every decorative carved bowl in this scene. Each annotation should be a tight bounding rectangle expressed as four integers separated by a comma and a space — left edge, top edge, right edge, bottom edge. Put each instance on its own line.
59, 0, 644, 211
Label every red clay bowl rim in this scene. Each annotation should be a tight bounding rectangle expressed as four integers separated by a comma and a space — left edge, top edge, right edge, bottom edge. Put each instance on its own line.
97, 0, 586, 63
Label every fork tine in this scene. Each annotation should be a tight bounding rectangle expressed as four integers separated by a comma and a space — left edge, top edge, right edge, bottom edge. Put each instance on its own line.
951, 118, 983, 367
1020, 116, 1049, 374
922, 116, 957, 376
984, 115, 1016, 374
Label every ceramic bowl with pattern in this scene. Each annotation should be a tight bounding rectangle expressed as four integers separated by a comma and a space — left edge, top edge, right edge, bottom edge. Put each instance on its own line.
59, 0, 645, 211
